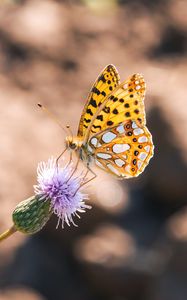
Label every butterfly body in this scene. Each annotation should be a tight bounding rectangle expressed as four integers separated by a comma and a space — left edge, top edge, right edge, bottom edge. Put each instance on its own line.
66, 65, 154, 178
66, 136, 94, 165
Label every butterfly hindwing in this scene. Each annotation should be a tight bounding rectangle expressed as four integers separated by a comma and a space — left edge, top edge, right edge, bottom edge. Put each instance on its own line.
88, 73, 146, 137
87, 120, 153, 178
77, 64, 120, 137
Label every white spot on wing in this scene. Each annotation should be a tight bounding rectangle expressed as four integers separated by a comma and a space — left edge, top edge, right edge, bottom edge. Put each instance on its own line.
138, 136, 148, 143
132, 121, 138, 129
144, 145, 150, 153
123, 83, 128, 89
90, 138, 98, 147
139, 152, 148, 161
107, 164, 121, 176
135, 80, 139, 84
125, 164, 131, 173
115, 159, 125, 167
113, 144, 130, 153
138, 161, 143, 169
102, 132, 116, 143
96, 153, 112, 159
134, 128, 144, 136
135, 85, 141, 90
95, 160, 105, 170
116, 124, 125, 134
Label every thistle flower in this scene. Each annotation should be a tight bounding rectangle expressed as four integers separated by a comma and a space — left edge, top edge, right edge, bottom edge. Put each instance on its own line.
34, 157, 91, 228
0, 157, 91, 243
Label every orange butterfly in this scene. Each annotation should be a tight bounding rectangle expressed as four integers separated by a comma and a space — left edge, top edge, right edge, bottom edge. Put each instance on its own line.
65, 64, 154, 179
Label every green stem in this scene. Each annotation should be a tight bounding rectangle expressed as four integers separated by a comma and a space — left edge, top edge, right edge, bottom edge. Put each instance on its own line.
0, 225, 17, 243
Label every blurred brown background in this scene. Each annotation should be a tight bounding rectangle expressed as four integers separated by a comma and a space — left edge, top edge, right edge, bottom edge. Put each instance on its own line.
0, 0, 187, 299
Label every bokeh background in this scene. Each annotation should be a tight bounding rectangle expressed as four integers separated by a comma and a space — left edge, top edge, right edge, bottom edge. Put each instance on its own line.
0, 0, 187, 299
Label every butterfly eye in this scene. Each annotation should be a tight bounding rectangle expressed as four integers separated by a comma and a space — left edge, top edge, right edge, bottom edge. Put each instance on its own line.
70, 143, 77, 150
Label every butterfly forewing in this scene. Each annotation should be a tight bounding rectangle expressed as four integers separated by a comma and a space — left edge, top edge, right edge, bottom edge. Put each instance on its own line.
77, 64, 120, 137
87, 120, 154, 178
88, 73, 146, 137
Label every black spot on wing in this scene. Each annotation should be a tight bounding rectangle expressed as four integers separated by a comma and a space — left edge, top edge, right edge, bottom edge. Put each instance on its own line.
89, 98, 97, 108
93, 124, 102, 129
96, 115, 103, 121
103, 107, 110, 113
86, 108, 93, 116
134, 109, 139, 114
107, 65, 113, 72
107, 121, 114, 126
113, 108, 118, 114
125, 123, 131, 129
133, 159, 137, 165
99, 74, 106, 83
127, 131, 132, 136
92, 87, 100, 95
138, 118, 142, 123
84, 118, 91, 123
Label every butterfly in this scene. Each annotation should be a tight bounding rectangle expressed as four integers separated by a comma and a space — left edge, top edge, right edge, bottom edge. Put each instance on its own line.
65, 64, 154, 179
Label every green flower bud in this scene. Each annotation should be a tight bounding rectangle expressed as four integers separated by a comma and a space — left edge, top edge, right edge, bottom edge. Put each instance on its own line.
12, 195, 52, 234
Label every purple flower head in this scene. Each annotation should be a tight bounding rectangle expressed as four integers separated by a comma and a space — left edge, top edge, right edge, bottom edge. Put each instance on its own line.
34, 158, 91, 228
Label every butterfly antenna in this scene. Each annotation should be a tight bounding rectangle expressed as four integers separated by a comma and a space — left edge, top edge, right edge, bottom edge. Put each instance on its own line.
38, 103, 69, 136
66, 125, 73, 141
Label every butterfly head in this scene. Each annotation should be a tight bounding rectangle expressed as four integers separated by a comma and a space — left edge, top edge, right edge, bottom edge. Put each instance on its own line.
65, 136, 83, 151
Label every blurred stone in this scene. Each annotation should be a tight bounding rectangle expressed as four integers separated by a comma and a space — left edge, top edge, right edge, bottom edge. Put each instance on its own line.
0, 0, 68, 56
73, 223, 155, 299
74, 223, 135, 266
168, 0, 187, 31
82, 0, 118, 14
148, 218, 187, 300
167, 206, 187, 241
0, 288, 45, 300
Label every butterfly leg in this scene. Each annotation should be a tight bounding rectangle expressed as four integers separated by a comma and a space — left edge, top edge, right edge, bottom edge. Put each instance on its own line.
86, 164, 97, 183
72, 164, 97, 196
66, 151, 73, 168
66, 155, 80, 183
81, 168, 89, 182
56, 147, 67, 167
56, 148, 73, 173
80, 164, 97, 188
